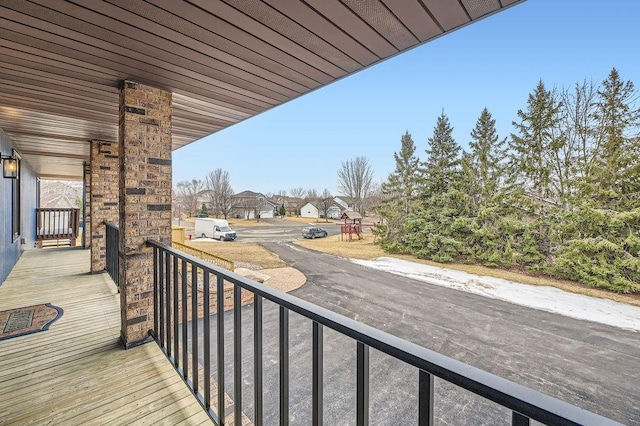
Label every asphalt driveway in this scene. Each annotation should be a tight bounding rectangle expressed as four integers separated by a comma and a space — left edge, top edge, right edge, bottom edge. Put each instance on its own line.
193, 241, 639, 425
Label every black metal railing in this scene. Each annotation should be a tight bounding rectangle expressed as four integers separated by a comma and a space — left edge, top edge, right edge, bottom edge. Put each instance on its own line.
105, 222, 119, 289
147, 240, 617, 426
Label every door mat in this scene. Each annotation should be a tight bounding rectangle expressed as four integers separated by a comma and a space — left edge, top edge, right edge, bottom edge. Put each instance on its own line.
0, 303, 63, 342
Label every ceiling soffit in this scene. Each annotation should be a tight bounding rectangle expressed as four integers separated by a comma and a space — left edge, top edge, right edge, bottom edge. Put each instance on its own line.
0, 0, 525, 178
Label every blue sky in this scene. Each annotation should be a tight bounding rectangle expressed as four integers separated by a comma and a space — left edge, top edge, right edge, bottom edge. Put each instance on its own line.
173, 0, 640, 196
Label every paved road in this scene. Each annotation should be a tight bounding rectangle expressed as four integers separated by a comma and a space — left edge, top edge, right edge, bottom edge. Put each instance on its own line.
233, 218, 340, 243
174, 218, 341, 242
253, 242, 638, 425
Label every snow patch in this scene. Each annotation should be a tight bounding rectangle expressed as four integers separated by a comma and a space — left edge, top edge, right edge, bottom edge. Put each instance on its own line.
351, 257, 640, 332
190, 238, 219, 242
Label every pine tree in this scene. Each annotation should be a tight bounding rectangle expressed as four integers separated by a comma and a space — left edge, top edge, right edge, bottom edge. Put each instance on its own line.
466, 107, 506, 206
420, 111, 461, 197
508, 80, 562, 208
382, 131, 420, 216
375, 131, 420, 249
586, 68, 640, 210
403, 112, 468, 262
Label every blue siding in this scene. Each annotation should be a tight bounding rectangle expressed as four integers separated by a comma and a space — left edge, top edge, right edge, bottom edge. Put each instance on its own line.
0, 128, 38, 285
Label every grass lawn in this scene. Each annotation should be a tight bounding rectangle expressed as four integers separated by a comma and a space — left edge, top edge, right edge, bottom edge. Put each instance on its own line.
295, 233, 640, 307
184, 240, 287, 269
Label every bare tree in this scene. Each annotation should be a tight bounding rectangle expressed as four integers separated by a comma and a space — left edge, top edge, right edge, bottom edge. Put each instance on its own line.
289, 187, 305, 199
305, 188, 319, 202
175, 179, 203, 217
555, 80, 598, 206
363, 181, 382, 219
317, 188, 334, 222
204, 169, 234, 219
337, 156, 375, 215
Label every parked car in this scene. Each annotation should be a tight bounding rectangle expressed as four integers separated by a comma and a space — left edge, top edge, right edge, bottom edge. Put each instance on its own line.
302, 227, 328, 239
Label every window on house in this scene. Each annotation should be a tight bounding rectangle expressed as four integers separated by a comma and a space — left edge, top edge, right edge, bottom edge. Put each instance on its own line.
11, 155, 21, 241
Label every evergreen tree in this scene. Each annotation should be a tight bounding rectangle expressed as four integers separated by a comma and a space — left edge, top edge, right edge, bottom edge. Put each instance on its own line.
403, 112, 468, 262
466, 107, 506, 206
586, 68, 640, 210
508, 80, 562, 207
375, 132, 420, 248
420, 111, 461, 197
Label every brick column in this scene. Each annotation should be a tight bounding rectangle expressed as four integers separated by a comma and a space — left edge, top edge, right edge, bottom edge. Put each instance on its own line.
89, 141, 119, 272
119, 81, 172, 348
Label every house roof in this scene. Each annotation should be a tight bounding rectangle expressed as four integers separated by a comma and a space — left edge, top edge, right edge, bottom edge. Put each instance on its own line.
0, 1, 525, 179
335, 195, 358, 204
305, 201, 341, 210
341, 211, 363, 220
232, 190, 262, 198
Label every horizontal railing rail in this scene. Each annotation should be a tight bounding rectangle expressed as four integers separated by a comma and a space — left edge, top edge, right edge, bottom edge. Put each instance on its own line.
146, 240, 619, 426
105, 222, 119, 289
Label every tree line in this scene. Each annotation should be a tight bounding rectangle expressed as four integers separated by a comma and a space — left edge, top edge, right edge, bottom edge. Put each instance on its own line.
174, 157, 379, 219
373, 68, 640, 294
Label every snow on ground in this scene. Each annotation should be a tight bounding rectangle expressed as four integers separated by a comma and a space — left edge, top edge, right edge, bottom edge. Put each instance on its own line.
189, 237, 219, 242
351, 257, 640, 332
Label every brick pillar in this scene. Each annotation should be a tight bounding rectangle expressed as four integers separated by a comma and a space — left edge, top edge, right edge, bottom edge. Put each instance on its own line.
89, 141, 119, 272
119, 81, 172, 348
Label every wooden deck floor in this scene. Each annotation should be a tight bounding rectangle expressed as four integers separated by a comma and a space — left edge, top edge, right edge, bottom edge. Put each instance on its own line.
0, 248, 213, 425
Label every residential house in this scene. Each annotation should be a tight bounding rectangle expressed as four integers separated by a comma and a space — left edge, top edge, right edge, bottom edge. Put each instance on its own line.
230, 190, 278, 219
300, 201, 341, 219
334, 195, 358, 213
0, 2, 606, 425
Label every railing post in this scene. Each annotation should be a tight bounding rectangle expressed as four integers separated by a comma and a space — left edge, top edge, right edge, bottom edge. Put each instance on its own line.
512, 412, 530, 426
217, 275, 226, 424
192, 265, 199, 394
418, 370, 434, 426
312, 321, 323, 426
158, 249, 165, 348
234, 285, 242, 426
152, 246, 158, 336
356, 342, 369, 426
182, 259, 189, 380
165, 252, 172, 358
203, 272, 211, 411
173, 256, 179, 368
254, 295, 264, 426
279, 306, 289, 426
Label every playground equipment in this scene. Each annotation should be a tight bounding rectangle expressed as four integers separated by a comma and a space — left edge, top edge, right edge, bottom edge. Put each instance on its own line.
340, 211, 362, 241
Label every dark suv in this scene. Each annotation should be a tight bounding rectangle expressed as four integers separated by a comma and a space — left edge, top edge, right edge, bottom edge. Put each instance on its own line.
302, 227, 328, 239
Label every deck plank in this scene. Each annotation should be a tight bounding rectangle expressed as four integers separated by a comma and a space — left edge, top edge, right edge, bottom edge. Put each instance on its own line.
0, 248, 213, 425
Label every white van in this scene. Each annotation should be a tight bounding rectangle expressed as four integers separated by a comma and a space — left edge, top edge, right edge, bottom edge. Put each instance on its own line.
194, 218, 237, 241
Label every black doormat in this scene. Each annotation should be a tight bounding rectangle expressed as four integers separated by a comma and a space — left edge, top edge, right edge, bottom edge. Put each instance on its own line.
0, 303, 63, 341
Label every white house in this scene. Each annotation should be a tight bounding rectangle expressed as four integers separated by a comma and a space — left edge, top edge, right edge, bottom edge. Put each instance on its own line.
230, 190, 278, 219
300, 202, 341, 219
334, 195, 357, 212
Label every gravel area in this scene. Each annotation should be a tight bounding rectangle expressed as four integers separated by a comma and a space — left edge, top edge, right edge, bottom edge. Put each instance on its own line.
236, 266, 307, 293
234, 261, 263, 271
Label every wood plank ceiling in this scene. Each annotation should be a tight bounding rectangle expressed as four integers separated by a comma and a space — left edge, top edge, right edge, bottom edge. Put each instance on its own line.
0, 0, 525, 180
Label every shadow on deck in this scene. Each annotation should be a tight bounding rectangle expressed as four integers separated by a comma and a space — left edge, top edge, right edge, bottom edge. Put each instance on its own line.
0, 248, 212, 425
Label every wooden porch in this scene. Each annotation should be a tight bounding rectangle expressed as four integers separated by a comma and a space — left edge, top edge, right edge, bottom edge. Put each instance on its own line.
0, 247, 212, 425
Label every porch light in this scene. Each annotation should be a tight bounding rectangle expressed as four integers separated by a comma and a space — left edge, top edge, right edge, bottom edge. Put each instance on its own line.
2, 154, 18, 178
